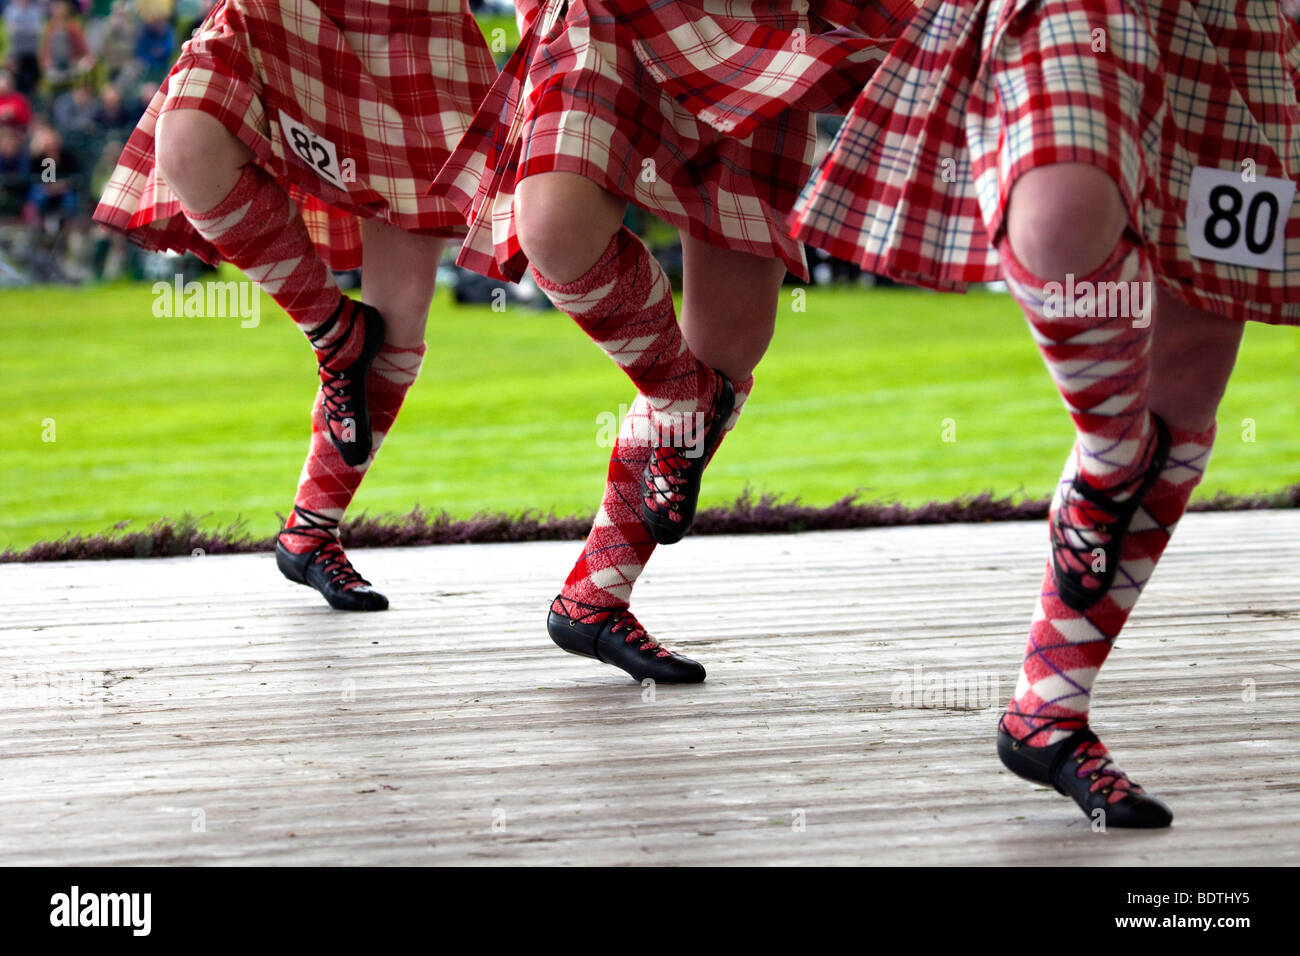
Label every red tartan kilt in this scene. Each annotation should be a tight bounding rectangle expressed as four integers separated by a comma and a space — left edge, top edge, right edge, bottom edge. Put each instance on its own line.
793, 0, 1300, 326
433, 0, 819, 282
93, 0, 496, 270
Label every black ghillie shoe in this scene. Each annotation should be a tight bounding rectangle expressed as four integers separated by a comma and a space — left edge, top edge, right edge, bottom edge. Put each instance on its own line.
640, 370, 735, 545
311, 297, 385, 467
1051, 414, 1171, 611
276, 507, 388, 611
546, 596, 705, 683
997, 716, 1172, 828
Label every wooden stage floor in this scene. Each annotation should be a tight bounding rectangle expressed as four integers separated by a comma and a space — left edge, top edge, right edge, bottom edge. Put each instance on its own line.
3, 512, 1298, 866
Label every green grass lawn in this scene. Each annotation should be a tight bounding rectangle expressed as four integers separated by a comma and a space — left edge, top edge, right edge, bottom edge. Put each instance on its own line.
3, 276, 1297, 551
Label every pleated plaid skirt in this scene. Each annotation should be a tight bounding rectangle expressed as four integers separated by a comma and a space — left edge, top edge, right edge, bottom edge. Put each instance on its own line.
431, 0, 912, 283
93, 0, 497, 270
792, 0, 1300, 325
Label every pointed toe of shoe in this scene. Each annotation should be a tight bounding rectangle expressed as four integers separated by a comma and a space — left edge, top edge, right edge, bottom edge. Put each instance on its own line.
1102, 792, 1173, 829
653, 652, 706, 684
326, 584, 389, 612
547, 600, 706, 683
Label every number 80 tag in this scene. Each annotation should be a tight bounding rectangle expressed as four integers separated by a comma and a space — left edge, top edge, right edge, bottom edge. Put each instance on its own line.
1185, 165, 1294, 272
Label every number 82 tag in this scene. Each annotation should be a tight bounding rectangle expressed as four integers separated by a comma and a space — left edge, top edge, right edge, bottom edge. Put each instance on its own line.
1185, 165, 1294, 271
278, 109, 348, 191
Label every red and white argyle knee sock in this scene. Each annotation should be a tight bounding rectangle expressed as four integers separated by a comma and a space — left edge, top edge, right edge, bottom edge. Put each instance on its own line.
182, 163, 362, 367
530, 227, 717, 440
999, 235, 1157, 496
280, 342, 427, 564
1002, 421, 1217, 746
555, 377, 754, 615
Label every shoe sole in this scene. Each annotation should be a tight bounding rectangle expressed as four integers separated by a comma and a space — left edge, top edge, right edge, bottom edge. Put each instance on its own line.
324, 592, 389, 612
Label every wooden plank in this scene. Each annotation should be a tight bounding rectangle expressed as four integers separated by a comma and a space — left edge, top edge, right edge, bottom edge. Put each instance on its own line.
2, 511, 1298, 865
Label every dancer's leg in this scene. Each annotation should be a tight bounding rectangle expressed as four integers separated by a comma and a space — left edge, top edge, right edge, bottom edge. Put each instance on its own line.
547, 237, 783, 681
1000, 266, 1242, 825
155, 109, 252, 211
277, 221, 442, 609
517, 172, 718, 433
1148, 289, 1243, 431
678, 236, 782, 379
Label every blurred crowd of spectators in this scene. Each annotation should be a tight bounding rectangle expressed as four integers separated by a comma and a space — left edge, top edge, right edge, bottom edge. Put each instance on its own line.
1, 0, 215, 283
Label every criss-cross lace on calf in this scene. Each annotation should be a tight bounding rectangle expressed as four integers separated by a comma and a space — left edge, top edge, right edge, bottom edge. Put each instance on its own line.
1050, 415, 1170, 610
307, 299, 385, 467
640, 370, 734, 545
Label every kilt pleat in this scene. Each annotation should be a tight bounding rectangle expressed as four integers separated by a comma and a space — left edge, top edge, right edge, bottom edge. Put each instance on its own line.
431, 0, 911, 282
94, 0, 497, 270
792, 0, 1300, 325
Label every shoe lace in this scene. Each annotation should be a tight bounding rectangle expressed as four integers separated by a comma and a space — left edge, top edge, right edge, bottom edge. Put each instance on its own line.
311, 539, 369, 590
320, 368, 358, 427
309, 301, 363, 441
999, 714, 1141, 804
1052, 425, 1165, 588
279, 507, 370, 591
609, 608, 672, 659
642, 379, 723, 518
643, 445, 693, 516
1050, 490, 1122, 585
1069, 740, 1142, 803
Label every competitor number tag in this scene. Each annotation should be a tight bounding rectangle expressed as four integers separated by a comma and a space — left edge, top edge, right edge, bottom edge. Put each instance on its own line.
1185, 165, 1294, 271
278, 110, 347, 191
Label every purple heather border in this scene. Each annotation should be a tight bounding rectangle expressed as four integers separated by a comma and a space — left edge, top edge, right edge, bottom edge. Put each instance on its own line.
4, 486, 1298, 563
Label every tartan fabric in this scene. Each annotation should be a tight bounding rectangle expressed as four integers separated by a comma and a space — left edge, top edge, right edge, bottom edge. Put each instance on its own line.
792, 0, 1300, 326
93, 0, 496, 270
606, 0, 913, 139
184, 162, 351, 356
516, 0, 542, 34
1000, 236, 1155, 491
530, 227, 717, 431
432, 0, 907, 282
562, 393, 661, 609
